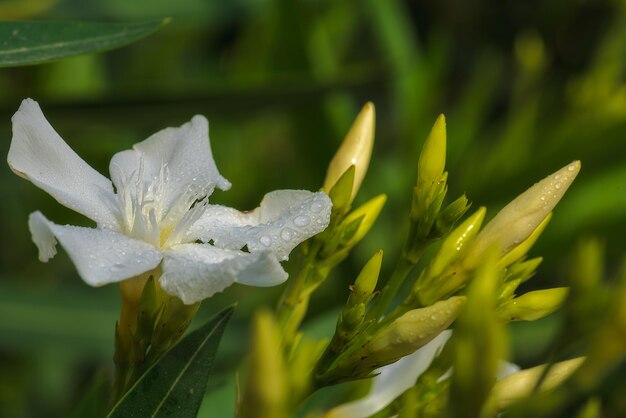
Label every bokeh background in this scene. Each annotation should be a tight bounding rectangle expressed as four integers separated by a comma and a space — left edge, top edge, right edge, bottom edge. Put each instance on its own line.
1, 0, 626, 417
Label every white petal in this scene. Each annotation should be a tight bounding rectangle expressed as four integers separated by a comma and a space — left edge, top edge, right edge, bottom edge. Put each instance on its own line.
325, 331, 452, 418
108, 115, 230, 212
28, 211, 162, 286
8, 99, 119, 228
187, 190, 332, 260
497, 361, 521, 379
160, 244, 288, 305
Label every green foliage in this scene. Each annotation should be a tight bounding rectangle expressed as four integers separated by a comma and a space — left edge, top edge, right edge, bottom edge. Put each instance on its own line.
0, 20, 167, 67
108, 306, 234, 418
3, 1, 626, 417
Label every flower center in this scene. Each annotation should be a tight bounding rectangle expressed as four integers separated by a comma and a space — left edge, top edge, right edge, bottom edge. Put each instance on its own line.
113, 159, 208, 249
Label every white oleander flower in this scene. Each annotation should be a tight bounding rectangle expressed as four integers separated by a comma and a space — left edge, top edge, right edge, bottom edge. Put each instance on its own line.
8, 99, 332, 304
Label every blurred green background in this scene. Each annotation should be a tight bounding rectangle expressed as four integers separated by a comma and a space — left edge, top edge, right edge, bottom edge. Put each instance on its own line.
1, 0, 626, 417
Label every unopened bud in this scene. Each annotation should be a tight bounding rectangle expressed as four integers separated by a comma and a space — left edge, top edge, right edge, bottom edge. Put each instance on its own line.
489, 357, 584, 409
417, 114, 447, 192
341, 194, 387, 249
350, 250, 383, 302
361, 296, 465, 367
499, 287, 569, 321
429, 208, 486, 278
467, 161, 581, 265
324, 103, 375, 201
497, 213, 552, 269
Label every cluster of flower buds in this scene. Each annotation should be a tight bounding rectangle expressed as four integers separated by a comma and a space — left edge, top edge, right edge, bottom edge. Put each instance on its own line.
405, 115, 471, 264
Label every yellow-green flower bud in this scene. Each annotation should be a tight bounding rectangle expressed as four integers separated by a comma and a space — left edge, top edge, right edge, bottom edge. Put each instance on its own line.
351, 250, 383, 302
341, 194, 387, 249
336, 251, 383, 341
466, 161, 581, 266
360, 296, 465, 367
417, 114, 447, 192
429, 207, 486, 278
239, 310, 288, 418
497, 213, 552, 269
505, 257, 543, 284
323, 103, 375, 201
489, 357, 584, 410
499, 287, 568, 321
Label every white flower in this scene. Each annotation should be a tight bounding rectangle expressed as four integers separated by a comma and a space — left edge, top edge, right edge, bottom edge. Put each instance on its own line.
8, 99, 332, 304
325, 330, 519, 418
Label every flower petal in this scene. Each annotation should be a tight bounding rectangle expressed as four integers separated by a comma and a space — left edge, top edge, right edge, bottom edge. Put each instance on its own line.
108, 115, 231, 214
187, 190, 332, 260
28, 211, 162, 286
160, 243, 288, 304
8, 99, 119, 228
325, 331, 452, 418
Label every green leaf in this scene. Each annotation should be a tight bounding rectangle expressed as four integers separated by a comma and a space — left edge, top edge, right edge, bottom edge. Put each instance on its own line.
108, 306, 235, 418
0, 19, 168, 67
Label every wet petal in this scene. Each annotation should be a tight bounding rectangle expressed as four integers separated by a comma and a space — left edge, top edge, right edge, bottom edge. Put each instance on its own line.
325, 331, 452, 418
187, 190, 332, 260
160, 243, 288, 305
108, 115, 231, 214
8, 99, 119, 228
29, 211, 162, 286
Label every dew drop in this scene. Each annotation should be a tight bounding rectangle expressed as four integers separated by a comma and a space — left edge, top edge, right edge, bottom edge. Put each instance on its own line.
567, 164, 576, 172
259, 235, 272, 247
294, 215, 311, 227
555, 182, 562, 189
280, 228, 295, 241
310, 201, 324, 213
554, 174, 562, 180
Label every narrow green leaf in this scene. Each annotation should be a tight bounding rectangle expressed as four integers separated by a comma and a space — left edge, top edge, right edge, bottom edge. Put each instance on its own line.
108, 306, 235, 418
0, 19, 168, 67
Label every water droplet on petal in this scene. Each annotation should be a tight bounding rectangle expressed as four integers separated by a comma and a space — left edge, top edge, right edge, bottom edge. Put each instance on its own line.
294, 215, 310, 227
310, 201, 324, 213
281, 228, 295, 241
259, 235, 272, 247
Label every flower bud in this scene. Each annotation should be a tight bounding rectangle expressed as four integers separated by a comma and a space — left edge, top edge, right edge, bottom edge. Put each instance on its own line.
350, 250, 383, 303
499, 287, 569, 321
489, 357, 584, 409
341, 194, 387, 249
504, 257, 543, 284
323, 103, 375, 201
361, 296, 465, 367
466, 161, 581, 266
429, 207, 486, 278
497, 213, 551, 269
417, 114, 447, 192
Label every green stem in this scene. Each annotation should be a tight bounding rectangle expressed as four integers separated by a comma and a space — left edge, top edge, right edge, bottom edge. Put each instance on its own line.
276, 241, 324, 347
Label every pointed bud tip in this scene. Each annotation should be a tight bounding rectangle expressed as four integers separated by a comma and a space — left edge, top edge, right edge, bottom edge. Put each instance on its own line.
323, 103, 376, 200
417, 114, 447, 188
362, 101, 375, 117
